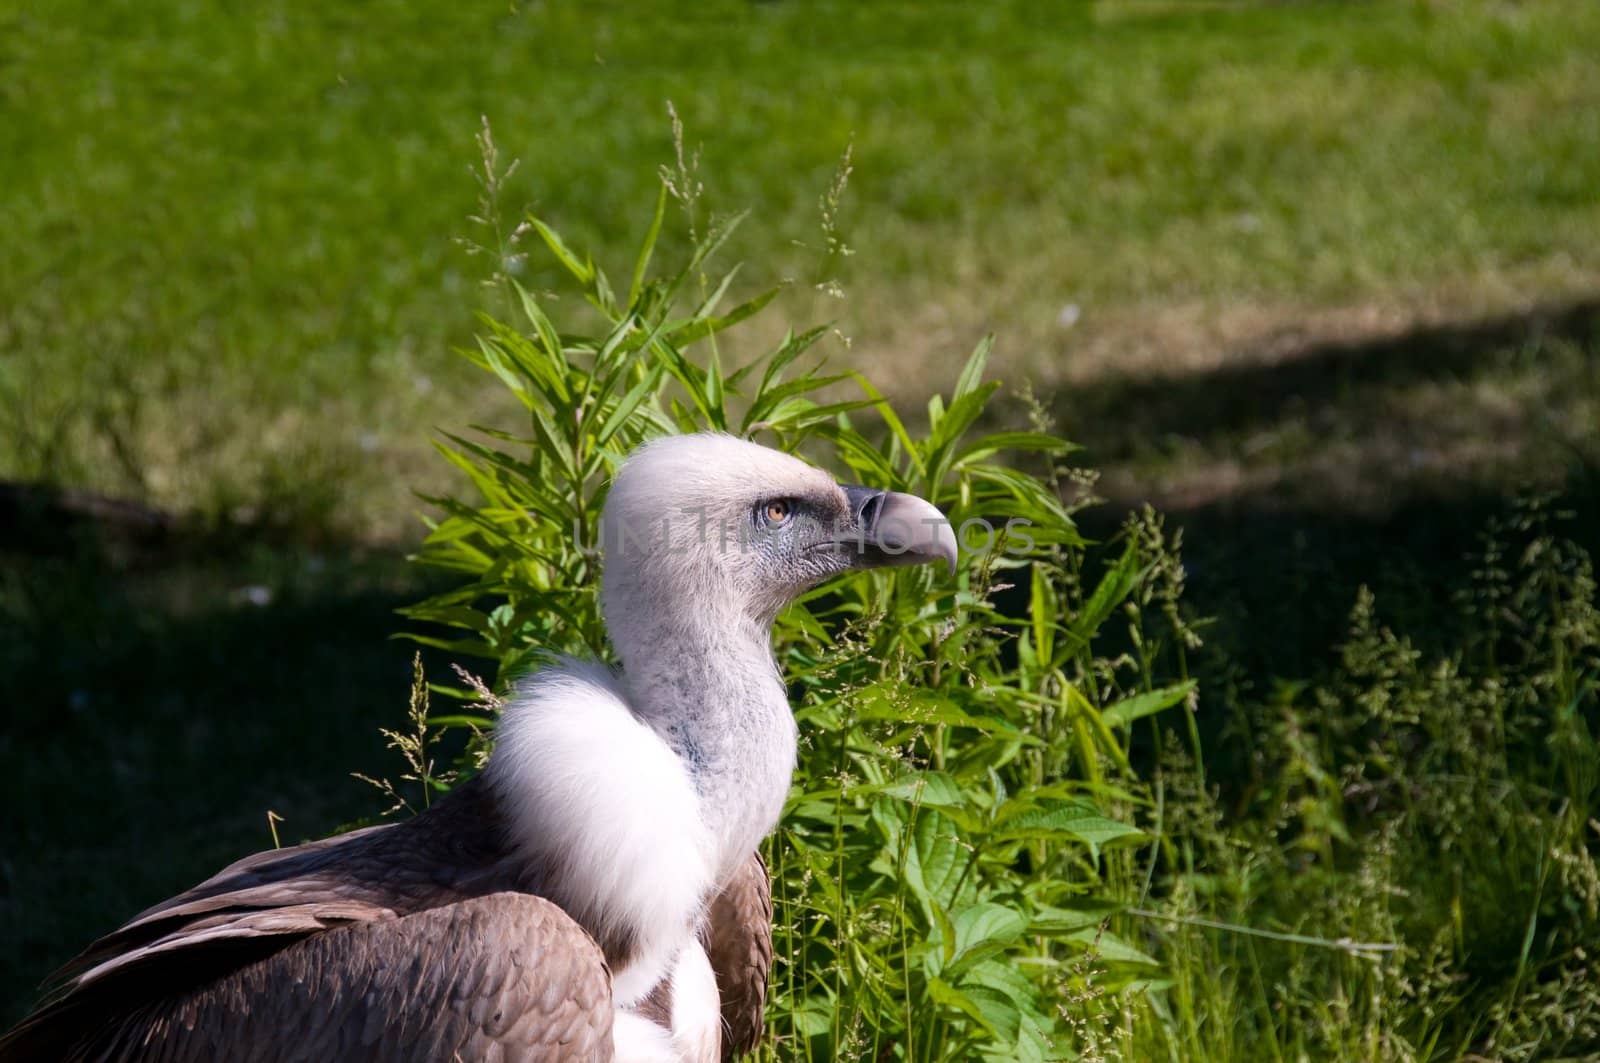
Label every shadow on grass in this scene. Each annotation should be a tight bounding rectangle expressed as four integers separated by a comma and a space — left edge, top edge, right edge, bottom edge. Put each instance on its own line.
1165, 474, 1596, 674
1059, 296, 1600, 464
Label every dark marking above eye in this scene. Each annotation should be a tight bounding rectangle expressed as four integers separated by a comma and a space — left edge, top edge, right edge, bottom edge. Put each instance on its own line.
795, 487, 848, 521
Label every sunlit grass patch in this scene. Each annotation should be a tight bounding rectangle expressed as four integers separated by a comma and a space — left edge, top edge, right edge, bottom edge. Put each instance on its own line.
4, 0, 1599, 529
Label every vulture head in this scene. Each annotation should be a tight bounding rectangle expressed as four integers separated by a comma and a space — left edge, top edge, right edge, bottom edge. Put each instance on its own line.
600, 432, 958, 632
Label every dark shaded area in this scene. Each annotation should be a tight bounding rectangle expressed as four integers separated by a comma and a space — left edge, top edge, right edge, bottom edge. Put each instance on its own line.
0, 509, 452, 1025
0, 482, 175, 558
1166, 473, 1599, 676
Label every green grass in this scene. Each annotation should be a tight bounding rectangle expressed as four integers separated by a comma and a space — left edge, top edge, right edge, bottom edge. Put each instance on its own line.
4, 0, 1599, 531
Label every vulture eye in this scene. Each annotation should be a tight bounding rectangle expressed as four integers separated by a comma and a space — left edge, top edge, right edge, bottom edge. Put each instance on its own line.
761, 499, 793, 526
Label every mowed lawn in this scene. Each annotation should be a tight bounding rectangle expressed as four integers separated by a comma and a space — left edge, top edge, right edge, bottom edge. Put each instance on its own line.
3, 0, 1599, 536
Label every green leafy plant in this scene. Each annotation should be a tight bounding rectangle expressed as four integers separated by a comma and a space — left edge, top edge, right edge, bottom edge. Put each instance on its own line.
1123, 498, 1600, 1061
400, 155, 1191, 1059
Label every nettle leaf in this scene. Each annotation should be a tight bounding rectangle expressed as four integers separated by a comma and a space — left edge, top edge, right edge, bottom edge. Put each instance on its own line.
891, 807, 969, 916
966, 964, 1056, 1063
962, 957, 1040, 1005
876, 771, 966, 811
995, 802, 1144, 859
946, 903, 1029, 974
928, 977, 1022, 1044
994, 1011, 1054, 1063
789, 998, 834, 1039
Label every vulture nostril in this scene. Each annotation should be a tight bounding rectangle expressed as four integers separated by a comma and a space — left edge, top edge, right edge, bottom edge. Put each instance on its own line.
857, 494, 883, 527
839, 484, 888, 534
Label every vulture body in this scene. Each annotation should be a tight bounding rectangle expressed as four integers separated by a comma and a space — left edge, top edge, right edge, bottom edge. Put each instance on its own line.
0, 433, 956, 1062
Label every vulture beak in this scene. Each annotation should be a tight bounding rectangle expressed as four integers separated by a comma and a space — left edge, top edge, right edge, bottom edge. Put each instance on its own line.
839, 485, 959, 575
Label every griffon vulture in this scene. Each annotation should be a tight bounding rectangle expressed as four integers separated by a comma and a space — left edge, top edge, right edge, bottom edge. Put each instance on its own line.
0, 432, 957, 1063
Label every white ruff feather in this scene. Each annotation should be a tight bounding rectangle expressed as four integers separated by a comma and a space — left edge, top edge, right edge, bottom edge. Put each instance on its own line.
612, 1011, 679, 1063
486, 662, 714, 1007
667, 942, 721, 1062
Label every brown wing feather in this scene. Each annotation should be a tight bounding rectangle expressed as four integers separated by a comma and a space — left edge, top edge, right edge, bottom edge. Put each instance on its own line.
57, 779, 514, 986
6, 893, 613, 1063
0, 778, 607, 1062
701, 852, 773, 1061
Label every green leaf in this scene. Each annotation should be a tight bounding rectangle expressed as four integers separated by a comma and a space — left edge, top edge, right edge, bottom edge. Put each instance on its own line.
877, 770, 966, 811
1062, 925, 1161, 968
591, 262, 618, 316
668, 284, 784, 347
952, 334, 994, 401
424, 713, 496, 730
849, 372, 927, 479
594, 360, 667, 446
929, 979, 1021, 1043
629, 183, 667, 308
690, 262, 740, 321
663, 208, 748, 303
893, 807, 967, 914
1067, 539, 1149, 649
955, 431, 1078, 466
529, 217, 595, 284
926, 381, 1001, 485
508, 287, 573, 403
962, 958, 1039, 1007
742, 371, 853, 430
1101, 680, 1196, 729
854, 690, 1019, 733
734, 323, 827, 392
1029, 903, 1118, 935
947, 903, 1028, 972
994, 802, 1144, 858
1030, 565, 1057, 668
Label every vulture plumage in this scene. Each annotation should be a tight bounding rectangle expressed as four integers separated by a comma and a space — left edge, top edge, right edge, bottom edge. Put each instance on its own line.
0, 433, 957, 1063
